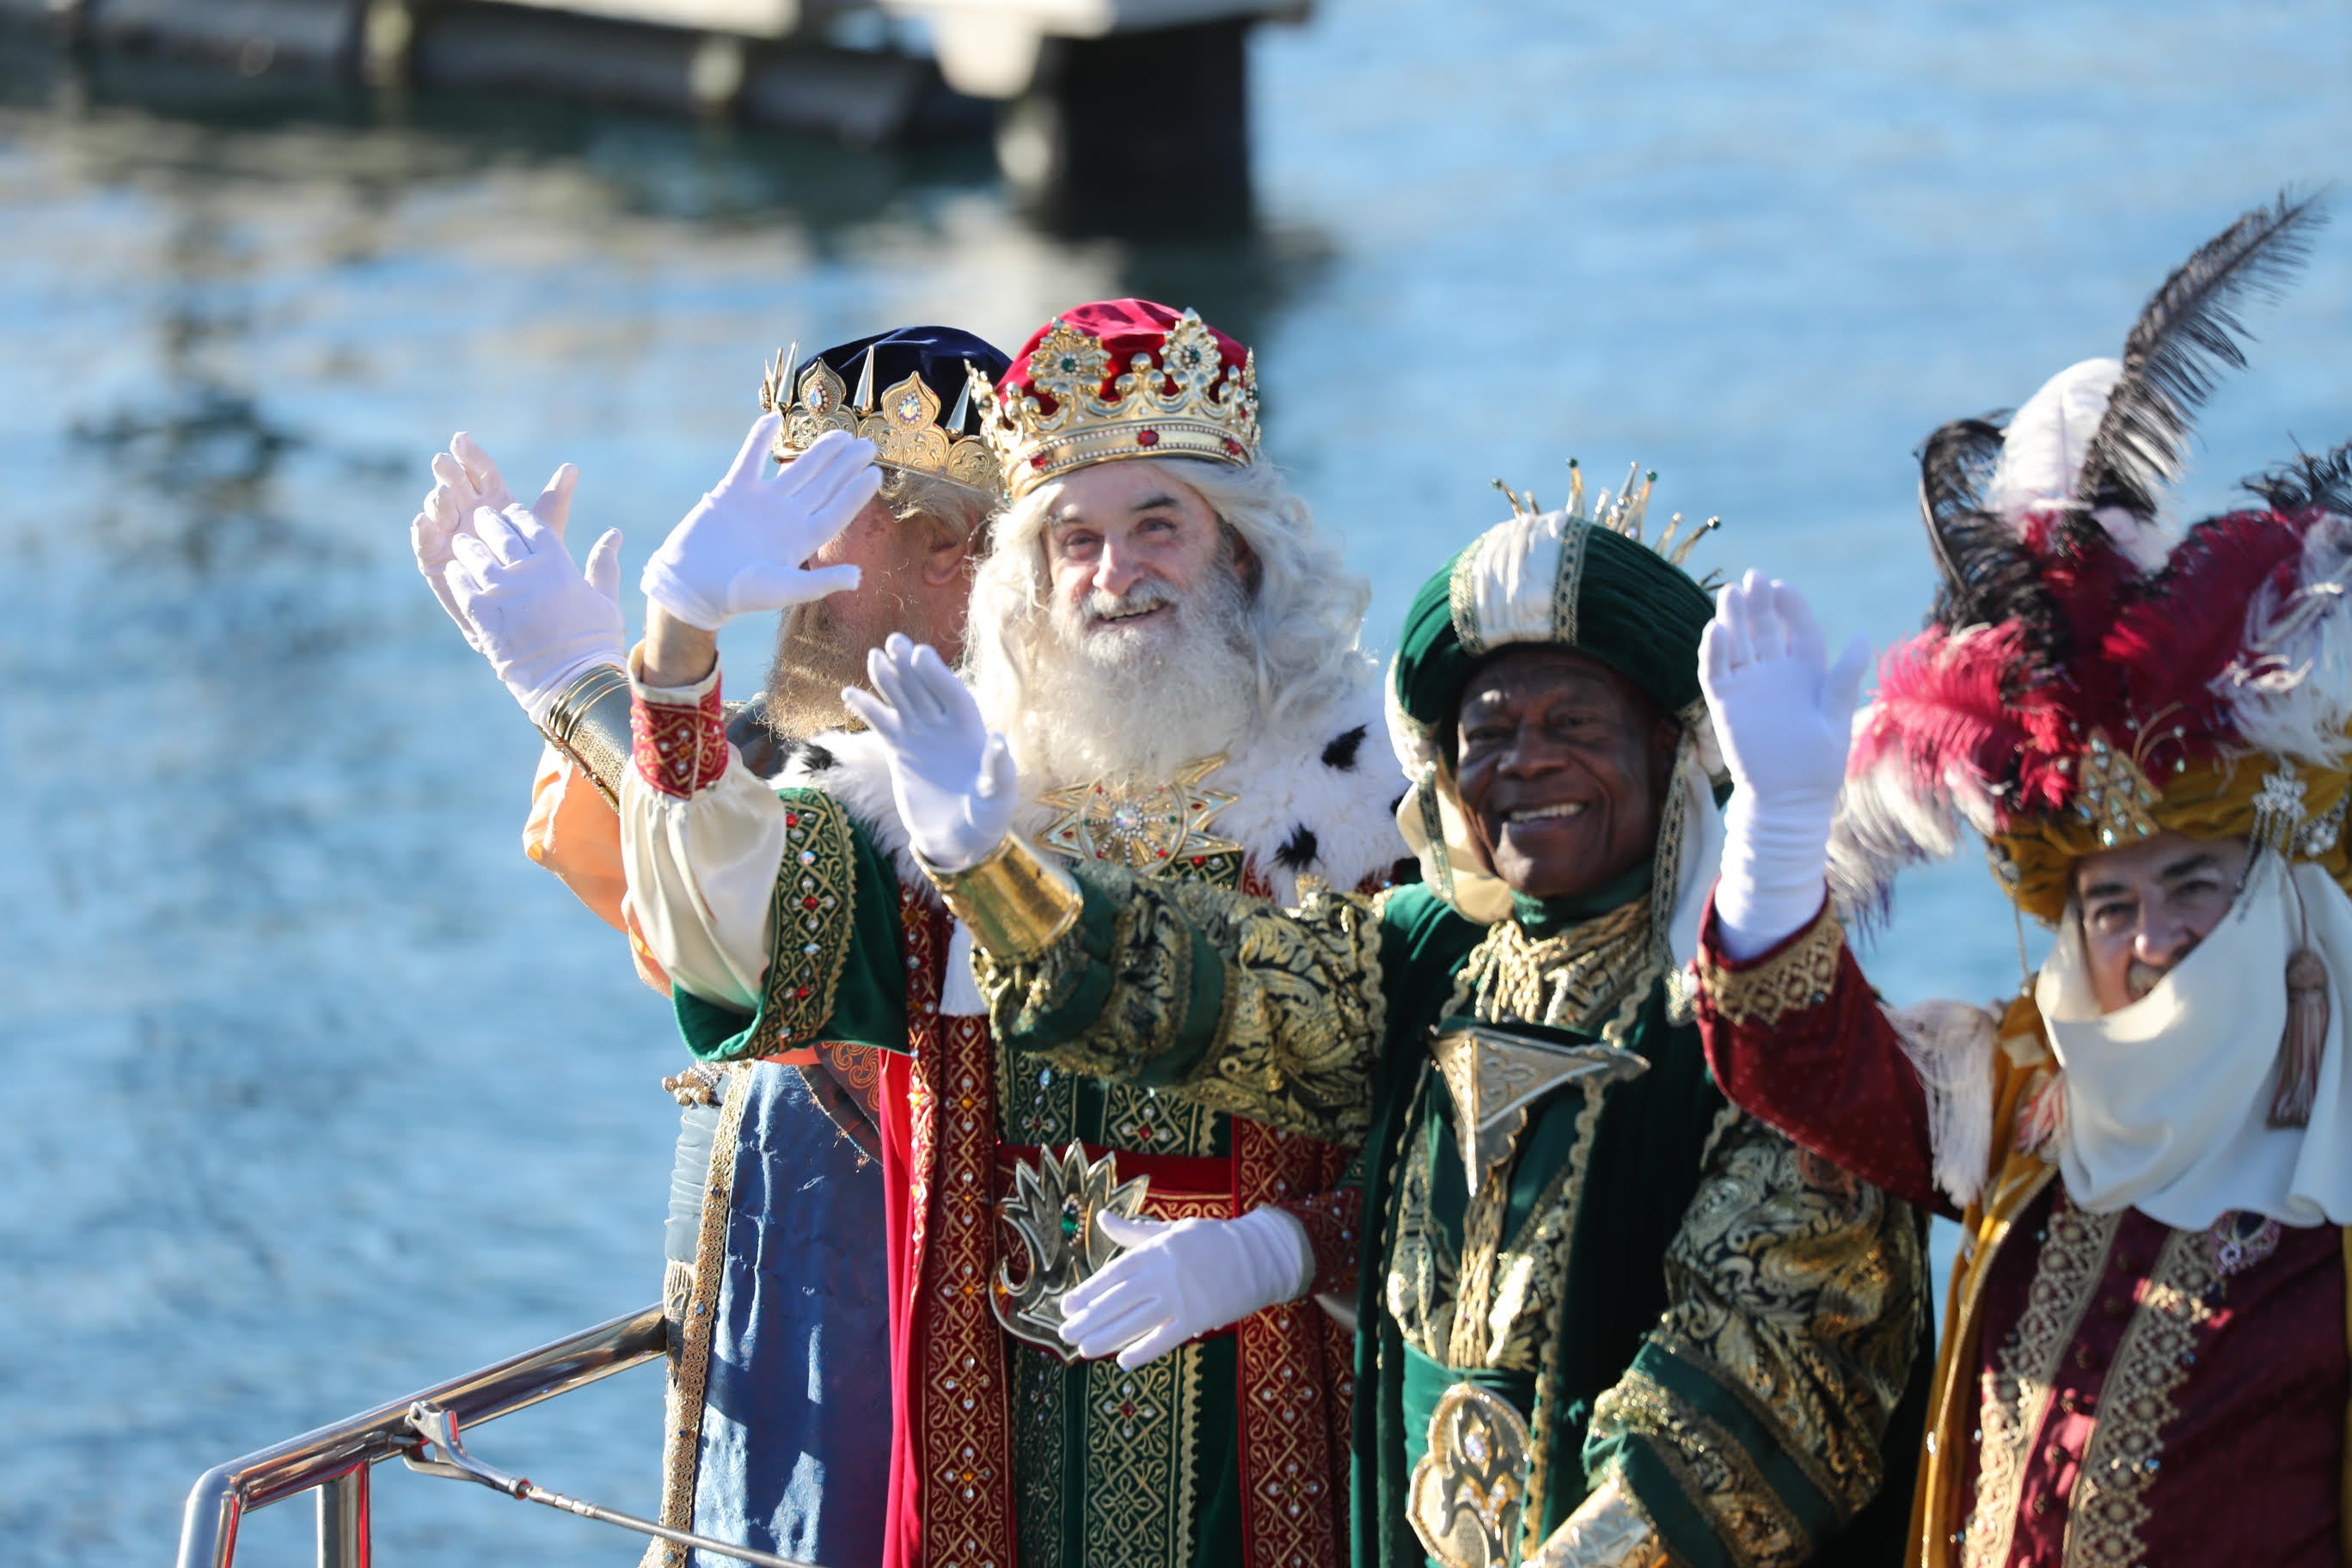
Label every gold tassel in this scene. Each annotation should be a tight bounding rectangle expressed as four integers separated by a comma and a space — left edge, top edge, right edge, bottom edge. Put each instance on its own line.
2270, 946, 2330, 1129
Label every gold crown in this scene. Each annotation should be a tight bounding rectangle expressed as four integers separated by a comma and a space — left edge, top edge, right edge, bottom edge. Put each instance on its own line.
970, 309, 1260, 500
759, 341, 1002, 502
1493, 459, 1722, 577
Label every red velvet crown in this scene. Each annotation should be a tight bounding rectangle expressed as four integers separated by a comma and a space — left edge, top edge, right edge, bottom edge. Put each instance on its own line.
972, 298, 1260, 499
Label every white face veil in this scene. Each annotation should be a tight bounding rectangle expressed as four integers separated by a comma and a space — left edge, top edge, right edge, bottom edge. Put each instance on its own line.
2042, 849, 2352, 1228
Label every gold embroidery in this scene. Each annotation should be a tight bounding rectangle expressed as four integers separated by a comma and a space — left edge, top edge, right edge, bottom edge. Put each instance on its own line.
1458, 899, 1656, 1039
1963, 1194, 2119, 1568
979, 870, 1390, 1147
742, 793, 859, 1058
1694, 903, 1844, 1028
1647, 1123, 1922, 1522
646, 1063, 750, 1568
2062, 1226, 2220, 1568
1552, 518, 1591, 651
1590, 1371, 1810, 1568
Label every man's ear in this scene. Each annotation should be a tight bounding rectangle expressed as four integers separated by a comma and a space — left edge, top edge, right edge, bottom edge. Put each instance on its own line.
920, 517, 976, 587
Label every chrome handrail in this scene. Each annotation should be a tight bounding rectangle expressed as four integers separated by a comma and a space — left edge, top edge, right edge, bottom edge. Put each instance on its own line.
176, 1302, 668, 1568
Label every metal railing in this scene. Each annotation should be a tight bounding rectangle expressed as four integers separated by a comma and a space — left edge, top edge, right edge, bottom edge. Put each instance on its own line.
175, 1302, 668, 1568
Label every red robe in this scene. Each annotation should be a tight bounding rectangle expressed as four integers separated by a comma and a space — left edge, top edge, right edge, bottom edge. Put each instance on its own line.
1691, 897, 2349, 1567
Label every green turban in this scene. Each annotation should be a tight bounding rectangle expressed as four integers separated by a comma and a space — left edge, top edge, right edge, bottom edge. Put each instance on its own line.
1383, 499, 1724, 922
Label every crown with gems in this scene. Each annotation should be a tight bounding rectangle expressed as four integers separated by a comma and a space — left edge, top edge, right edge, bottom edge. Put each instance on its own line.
760, 340, 1003, 502
1492, 459, 1724, 580
970, 303, 1260, 501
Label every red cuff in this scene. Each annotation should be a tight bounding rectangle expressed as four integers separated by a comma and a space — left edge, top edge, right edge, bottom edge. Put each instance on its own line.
1279, 1185, 1363, 1300
632, 676, 728, 798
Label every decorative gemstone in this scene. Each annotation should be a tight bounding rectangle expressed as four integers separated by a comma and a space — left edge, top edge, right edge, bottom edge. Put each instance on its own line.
898, 394, 922, 420
1463, 1430, 1488, 1462
804, 896, 820, 909
800, 849, 817, 866
1135, 429, 1160, 448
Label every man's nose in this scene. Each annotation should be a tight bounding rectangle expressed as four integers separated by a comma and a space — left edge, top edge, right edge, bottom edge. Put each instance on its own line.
2135, 916, 2199, 971
1494, 727, 1564, 777
1093, 538, 1143, 598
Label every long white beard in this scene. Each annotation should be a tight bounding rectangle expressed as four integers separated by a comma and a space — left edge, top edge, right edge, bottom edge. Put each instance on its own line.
1007, 567, 1262, 788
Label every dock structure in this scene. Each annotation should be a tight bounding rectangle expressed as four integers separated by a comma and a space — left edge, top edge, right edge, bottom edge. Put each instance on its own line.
0, 0, 1303, 217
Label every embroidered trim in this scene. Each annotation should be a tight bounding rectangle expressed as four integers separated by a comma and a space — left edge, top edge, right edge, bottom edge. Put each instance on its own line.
1283, 1184, 1363, 1299
1694, 904, 1843, 1029
907, 894, 1020, 1568
1552, 519, 1592, 649
740, 794, 858, 1057
1589, 1370, 1810, 1568
646, 1062, 750, 1568
1451, 547, 1490, 657
1962, 1193, 2118, 1568
631, 677, 728, 798
1458, 898, 1658, 1042
1234, 1115, 1353, 1568
2062, 1227, 2220, 1568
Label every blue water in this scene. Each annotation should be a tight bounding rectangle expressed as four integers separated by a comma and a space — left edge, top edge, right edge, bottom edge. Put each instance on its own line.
2, 3, 2348, 1563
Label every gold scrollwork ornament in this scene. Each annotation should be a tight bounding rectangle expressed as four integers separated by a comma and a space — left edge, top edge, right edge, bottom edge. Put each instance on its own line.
989, 1142, 1151, 1356
1408, 1381, 1535, 1568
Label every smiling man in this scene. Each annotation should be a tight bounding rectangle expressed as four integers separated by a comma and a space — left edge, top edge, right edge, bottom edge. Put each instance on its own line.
618, 299, 1409, 1568
1691, 197, 2352, 1566
861, 480, 1932, 1568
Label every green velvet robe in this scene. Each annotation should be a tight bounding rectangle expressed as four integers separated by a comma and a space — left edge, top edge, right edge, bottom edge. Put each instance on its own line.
665, 790, 1335, 1568
979, 864, 1932, 1568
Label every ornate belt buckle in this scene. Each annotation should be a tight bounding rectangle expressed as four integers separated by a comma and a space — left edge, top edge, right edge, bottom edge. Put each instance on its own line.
990, 1142, 1151, 1357
1408, 1381, 1534, 1568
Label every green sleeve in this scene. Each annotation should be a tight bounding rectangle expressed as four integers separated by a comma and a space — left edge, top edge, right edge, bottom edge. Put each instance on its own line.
673, 788, 910, 1063
1579, 1116, 1928, 1568
973, 859, 1400, 1147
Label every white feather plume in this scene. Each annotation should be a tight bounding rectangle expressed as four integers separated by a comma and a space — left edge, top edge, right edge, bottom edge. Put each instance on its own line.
2223, 509, 2352, 767
1987, 357, 2177, 570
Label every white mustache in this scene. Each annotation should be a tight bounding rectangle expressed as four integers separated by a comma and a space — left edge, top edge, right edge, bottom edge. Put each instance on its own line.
1081, 579, 1179, 626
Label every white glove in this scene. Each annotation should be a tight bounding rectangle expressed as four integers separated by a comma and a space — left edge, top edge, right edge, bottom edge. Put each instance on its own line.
1058, 1208, 1315, 1369
444, 504, 627, 727
1698, 571, 1871, 959
639, 416, 879, 631
841, 634, 1019, 873
411, 432, 580, 651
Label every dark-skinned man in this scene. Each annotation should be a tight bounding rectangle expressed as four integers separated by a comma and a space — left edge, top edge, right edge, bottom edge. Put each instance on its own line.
848, 475, 1932, 1568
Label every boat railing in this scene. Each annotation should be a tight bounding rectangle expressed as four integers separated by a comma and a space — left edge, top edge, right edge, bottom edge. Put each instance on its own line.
175, 1302, 669, 1568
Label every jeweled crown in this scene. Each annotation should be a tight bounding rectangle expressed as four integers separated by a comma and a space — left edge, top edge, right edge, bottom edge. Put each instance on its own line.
971, 305, 1260, 501
760, 340, 1002, 502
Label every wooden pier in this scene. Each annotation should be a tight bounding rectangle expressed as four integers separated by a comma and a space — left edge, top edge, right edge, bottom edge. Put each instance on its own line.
0, 0, 1304, 218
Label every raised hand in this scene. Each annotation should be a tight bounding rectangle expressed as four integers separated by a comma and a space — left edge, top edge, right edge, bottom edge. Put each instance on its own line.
842, 634, 1018, 872
443, 503, 627, 727
412, 432, 579, 648
1057, 1209, 1314, 1369
1702, 573, 1871, 809
638, 417, 879, 631
1699, 572, 1871, 956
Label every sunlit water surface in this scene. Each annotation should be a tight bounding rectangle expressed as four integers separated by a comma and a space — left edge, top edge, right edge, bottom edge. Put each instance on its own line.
3, 4, 2349, 1562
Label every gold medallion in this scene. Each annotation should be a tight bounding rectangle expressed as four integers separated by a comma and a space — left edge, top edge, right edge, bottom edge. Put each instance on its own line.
1038, 754, 1243, 878
1408, 1381, 1534, 1568
990, 1142, 1151, 1356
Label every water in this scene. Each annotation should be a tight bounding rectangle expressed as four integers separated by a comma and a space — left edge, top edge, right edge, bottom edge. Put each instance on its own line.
2, 4, 2348, 1563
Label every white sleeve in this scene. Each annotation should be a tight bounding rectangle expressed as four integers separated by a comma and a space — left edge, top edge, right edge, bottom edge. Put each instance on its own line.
618, 658, 787, 1013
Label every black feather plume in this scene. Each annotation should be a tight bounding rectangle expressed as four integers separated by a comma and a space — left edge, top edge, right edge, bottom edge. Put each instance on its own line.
2244, 436, 2352, 518
1914, 413, 2066, 641
2075, 192, 2326, 520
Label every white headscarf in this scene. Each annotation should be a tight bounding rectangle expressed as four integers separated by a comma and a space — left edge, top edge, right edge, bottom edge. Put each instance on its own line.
2043, 850, 2352, 1228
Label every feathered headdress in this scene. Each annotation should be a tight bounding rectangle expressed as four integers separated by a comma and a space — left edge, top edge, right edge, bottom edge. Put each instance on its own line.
1833, 193, 2352, 929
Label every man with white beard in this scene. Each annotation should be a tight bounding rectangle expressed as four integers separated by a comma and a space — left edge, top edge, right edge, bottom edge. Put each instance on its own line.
620, 299, 1407, 1568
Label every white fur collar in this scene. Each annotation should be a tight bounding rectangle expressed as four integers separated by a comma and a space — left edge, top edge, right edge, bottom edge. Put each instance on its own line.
774, 679, 1407, 906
